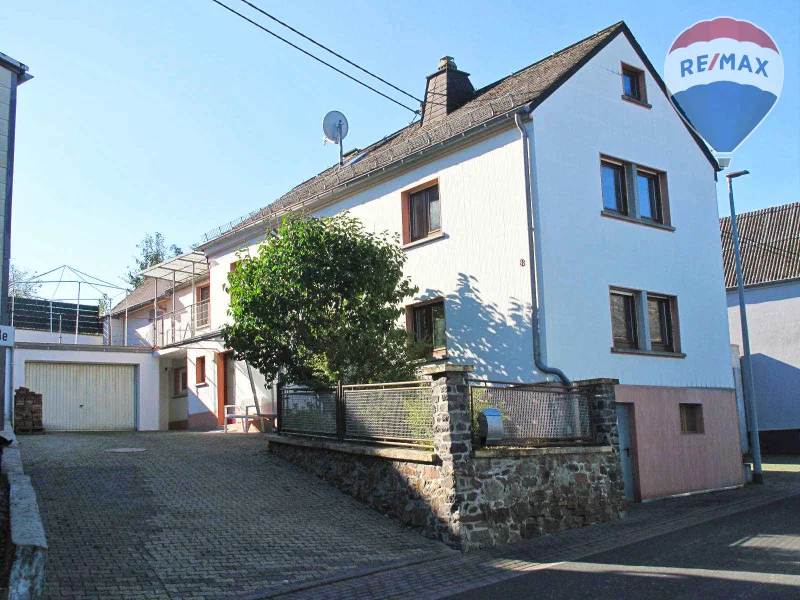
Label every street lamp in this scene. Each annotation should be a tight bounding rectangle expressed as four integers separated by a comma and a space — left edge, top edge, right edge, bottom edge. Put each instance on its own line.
726, 169, 763, 484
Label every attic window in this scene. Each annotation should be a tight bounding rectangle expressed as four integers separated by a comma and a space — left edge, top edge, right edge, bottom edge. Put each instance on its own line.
621, 63, 649, 107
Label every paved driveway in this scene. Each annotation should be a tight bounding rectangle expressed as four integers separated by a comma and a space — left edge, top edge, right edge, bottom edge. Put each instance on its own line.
20, 432, 451, 599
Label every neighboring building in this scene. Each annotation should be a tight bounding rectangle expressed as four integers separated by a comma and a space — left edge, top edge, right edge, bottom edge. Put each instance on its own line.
0, 52, 32, 427
721, 202, 800, 454
73, 21, 741, 501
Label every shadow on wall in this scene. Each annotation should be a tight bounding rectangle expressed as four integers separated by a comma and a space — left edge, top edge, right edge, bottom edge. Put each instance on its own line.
422, 272, 538, 382
750, 353, 800, 430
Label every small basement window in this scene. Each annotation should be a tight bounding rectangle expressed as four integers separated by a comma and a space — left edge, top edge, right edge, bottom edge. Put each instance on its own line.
680, 403, 704, 434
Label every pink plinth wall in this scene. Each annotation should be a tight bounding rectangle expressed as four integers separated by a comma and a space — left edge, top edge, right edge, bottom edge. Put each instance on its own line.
615, 385, 745, 500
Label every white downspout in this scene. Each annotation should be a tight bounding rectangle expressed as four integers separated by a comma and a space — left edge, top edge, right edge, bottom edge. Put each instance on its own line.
515, 110, 570, 386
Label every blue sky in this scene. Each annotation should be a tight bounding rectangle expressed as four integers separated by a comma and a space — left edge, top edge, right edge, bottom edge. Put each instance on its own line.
3, 0, 798, 300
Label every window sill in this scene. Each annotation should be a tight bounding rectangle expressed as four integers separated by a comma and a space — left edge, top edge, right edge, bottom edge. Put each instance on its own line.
172, 392, 188, 399
621, 94, 652, 109
196, 382, 209, 388
402, 231, 446, 250
601, 210, 675, 232
610, 347, 686, 359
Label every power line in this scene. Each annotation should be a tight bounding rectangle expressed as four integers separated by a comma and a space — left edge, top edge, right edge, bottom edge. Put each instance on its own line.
209, 0, 420, 115
237, 0, 425, 106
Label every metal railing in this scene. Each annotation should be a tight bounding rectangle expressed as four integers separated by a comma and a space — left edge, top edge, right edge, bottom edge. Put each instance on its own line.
277, 380, 434, 448
279, 387, 338, 438
155, 299, 211, 347
343, 381, 433, 447
469, 380, 593, 446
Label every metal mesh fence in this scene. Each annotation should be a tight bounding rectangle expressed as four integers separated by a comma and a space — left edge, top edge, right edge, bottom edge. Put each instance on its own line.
342, 381, 433, 447
280, 387, 337, 437
470, 381, 592, 445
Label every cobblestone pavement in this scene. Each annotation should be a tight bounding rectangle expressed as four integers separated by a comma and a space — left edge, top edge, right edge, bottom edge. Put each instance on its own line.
264, 461, 800, 600
19, 432, 453, 599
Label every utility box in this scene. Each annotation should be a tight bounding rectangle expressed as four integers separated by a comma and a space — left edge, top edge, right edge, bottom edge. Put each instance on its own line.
477, 408, 503, 446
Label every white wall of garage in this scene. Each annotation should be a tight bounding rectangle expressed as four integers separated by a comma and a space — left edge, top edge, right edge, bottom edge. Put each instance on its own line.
13, 344, 162, 430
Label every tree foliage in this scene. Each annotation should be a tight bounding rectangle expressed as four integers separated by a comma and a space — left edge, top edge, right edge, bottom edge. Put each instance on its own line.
223, 214, 426, 387
10, 264, 42, 298
125, 233, 182, 288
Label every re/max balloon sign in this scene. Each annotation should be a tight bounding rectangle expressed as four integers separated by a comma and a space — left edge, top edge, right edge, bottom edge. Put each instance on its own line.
664, 17, 783, 158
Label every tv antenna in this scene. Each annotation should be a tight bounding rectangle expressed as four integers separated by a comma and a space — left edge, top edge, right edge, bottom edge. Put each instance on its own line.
323, 110, 349, 166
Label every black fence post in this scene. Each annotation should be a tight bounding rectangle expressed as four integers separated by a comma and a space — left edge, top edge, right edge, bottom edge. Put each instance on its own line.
275, 384, 283, 435
336, 380, 345, 441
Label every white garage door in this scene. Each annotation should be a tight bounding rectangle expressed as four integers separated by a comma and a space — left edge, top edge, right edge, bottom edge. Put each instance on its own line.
25, 362, 136, 431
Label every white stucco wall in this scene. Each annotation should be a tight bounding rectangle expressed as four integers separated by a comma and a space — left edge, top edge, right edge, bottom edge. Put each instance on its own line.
13, 346, 162, 430
200, 34, 732, 388
531, 34, 732, 387
16, 329, 103, 345
727, 280, 800, 431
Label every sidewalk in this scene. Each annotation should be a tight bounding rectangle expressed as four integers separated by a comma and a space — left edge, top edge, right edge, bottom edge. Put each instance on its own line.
246, 460, 800, 600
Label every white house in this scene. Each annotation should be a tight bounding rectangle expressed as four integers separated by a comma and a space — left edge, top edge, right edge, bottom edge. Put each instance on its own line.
722, 202, 800, 454
93, 21, 742, 500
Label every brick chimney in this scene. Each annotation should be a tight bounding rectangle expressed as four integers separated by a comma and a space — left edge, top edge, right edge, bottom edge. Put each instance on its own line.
421, 56, 474, 125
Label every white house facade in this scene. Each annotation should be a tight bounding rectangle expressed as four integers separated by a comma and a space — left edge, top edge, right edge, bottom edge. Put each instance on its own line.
23, 22, 742, 500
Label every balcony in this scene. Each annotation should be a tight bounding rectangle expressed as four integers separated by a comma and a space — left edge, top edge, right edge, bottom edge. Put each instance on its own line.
155, 300, 211, 347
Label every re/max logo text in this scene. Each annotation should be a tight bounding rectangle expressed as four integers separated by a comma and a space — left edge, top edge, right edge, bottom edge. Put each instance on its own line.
680, 54, 769, 77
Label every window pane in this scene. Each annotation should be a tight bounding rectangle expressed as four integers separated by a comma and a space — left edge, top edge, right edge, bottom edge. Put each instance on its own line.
413, 301, 445, 352
648, 297, 672, 351
623, 70, 640, 99
410, 194, 428, 241
431, 302, 446, 349
610, 293, 637, 349
637, 172, 661, 222
601, 164, 625, 213
428, 197, 441, 232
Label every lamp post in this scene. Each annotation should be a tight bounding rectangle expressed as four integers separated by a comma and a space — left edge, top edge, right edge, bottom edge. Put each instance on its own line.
726, 169, 763, 484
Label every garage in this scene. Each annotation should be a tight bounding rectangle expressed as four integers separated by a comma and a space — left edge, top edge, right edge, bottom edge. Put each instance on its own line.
24, 362, 136, 431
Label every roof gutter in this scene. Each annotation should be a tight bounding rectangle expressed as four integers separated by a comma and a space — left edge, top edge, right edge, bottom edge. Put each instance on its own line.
514, 110, 571, 387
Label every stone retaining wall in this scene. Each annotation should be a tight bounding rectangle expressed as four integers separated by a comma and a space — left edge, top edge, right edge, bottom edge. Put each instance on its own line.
1, 427, 47, 599
269, 365, 626, 552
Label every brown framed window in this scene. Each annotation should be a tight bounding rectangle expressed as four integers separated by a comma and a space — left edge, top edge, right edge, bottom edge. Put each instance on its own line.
196, 356, 206, 384
173, 368, 188, 396
410, 300, 446, 355
680, 403, 704, 434
601, 161, 627, 214
621, 64, 646, 103
610, 291, 638, 350
647, 295, 673, 352
197, 285, 210, 327
637, 170, 662, 223
600, 157, 670, 227
408, 185, 441, 242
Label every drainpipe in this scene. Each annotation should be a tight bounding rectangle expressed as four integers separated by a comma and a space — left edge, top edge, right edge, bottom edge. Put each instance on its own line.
515, 110, 570, 386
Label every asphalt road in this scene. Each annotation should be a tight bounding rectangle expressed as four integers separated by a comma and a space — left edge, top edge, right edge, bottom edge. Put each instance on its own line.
446, 495, 800, 600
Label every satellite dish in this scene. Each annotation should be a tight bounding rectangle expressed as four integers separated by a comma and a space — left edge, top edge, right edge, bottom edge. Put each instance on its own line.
323, 111, 349, 165
323, 111, 348, 144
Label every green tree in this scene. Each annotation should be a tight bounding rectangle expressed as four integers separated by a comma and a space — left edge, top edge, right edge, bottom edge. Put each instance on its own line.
223, 214, 426, 388
124, 233, 182, 288
10, 264, 42, 298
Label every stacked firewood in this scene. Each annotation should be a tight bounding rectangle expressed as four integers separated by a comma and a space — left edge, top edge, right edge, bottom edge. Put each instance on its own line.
14, 387, 44, 434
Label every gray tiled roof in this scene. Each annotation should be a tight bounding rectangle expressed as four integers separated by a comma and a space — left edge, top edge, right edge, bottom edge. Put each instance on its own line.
110, 278, 174, 316
720, 202, 800, 288
201, 21, 629, 244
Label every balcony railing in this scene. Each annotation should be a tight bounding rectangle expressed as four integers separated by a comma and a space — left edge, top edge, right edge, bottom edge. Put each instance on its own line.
155, 299, 211, 347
